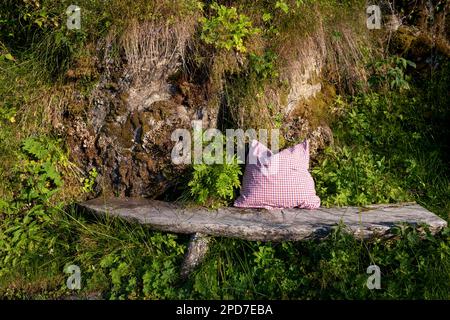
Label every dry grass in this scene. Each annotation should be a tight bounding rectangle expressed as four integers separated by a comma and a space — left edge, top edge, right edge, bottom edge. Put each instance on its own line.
324, 24, 373, 94
121, 17, 198, 112
122, 18, 196, 87
275, 1, 377, 95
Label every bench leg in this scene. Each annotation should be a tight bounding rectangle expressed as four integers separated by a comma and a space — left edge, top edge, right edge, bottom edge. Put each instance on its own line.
180, 233, 211, 279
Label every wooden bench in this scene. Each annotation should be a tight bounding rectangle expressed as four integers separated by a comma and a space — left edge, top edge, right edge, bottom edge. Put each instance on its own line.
79, 197, 447, 277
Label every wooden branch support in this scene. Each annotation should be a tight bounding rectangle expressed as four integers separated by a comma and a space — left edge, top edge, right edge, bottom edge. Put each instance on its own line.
180, 233, 211, 279
79, 197, 447, 277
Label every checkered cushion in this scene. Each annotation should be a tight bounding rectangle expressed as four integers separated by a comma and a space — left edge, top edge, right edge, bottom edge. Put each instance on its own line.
234, 139, 320, 210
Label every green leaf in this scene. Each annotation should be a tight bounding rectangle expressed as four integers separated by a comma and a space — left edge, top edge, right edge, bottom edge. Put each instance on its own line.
3, 53, 14, 61
262, 12, 272, 22
275, 1, 289, 13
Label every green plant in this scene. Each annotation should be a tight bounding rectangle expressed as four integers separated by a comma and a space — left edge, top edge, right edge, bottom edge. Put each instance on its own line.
0, 0, 60, 46
249, 50, 279, 81
274, 0, 308, 14
0, 49, 15, 62
181, 129, 242, 208
19, 137, 65, 199
368, 56, 416, 91
313, 145, 411, 206
0, 136, 67, 274
68, 212, 186, 300
187, 157, 242, 208
0, 105, 16, 124
311, 87, 450, 210
275, 1, 290, 14
189, 226, 450, 299
82, 168, 98, 194
200, 2, 260, 53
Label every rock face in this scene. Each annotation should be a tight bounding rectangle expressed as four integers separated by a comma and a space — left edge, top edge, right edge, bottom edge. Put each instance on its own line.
282, 38, 325, 116
68, 77, 216, 198
66, 21, 217, 198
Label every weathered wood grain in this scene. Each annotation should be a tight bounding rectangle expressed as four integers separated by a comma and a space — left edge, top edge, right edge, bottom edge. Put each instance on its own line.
180, 233, 211, 278
79, 198, 447, 241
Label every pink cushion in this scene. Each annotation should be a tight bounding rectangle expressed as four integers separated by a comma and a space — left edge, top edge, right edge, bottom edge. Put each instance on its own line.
234, 139, 320, 210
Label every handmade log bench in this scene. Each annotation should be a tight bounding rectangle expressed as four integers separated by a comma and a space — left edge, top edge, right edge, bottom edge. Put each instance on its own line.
79, 197, 447, 277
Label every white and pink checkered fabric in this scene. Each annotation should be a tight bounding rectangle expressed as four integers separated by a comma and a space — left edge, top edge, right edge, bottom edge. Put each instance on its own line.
234, 139, 320, 210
